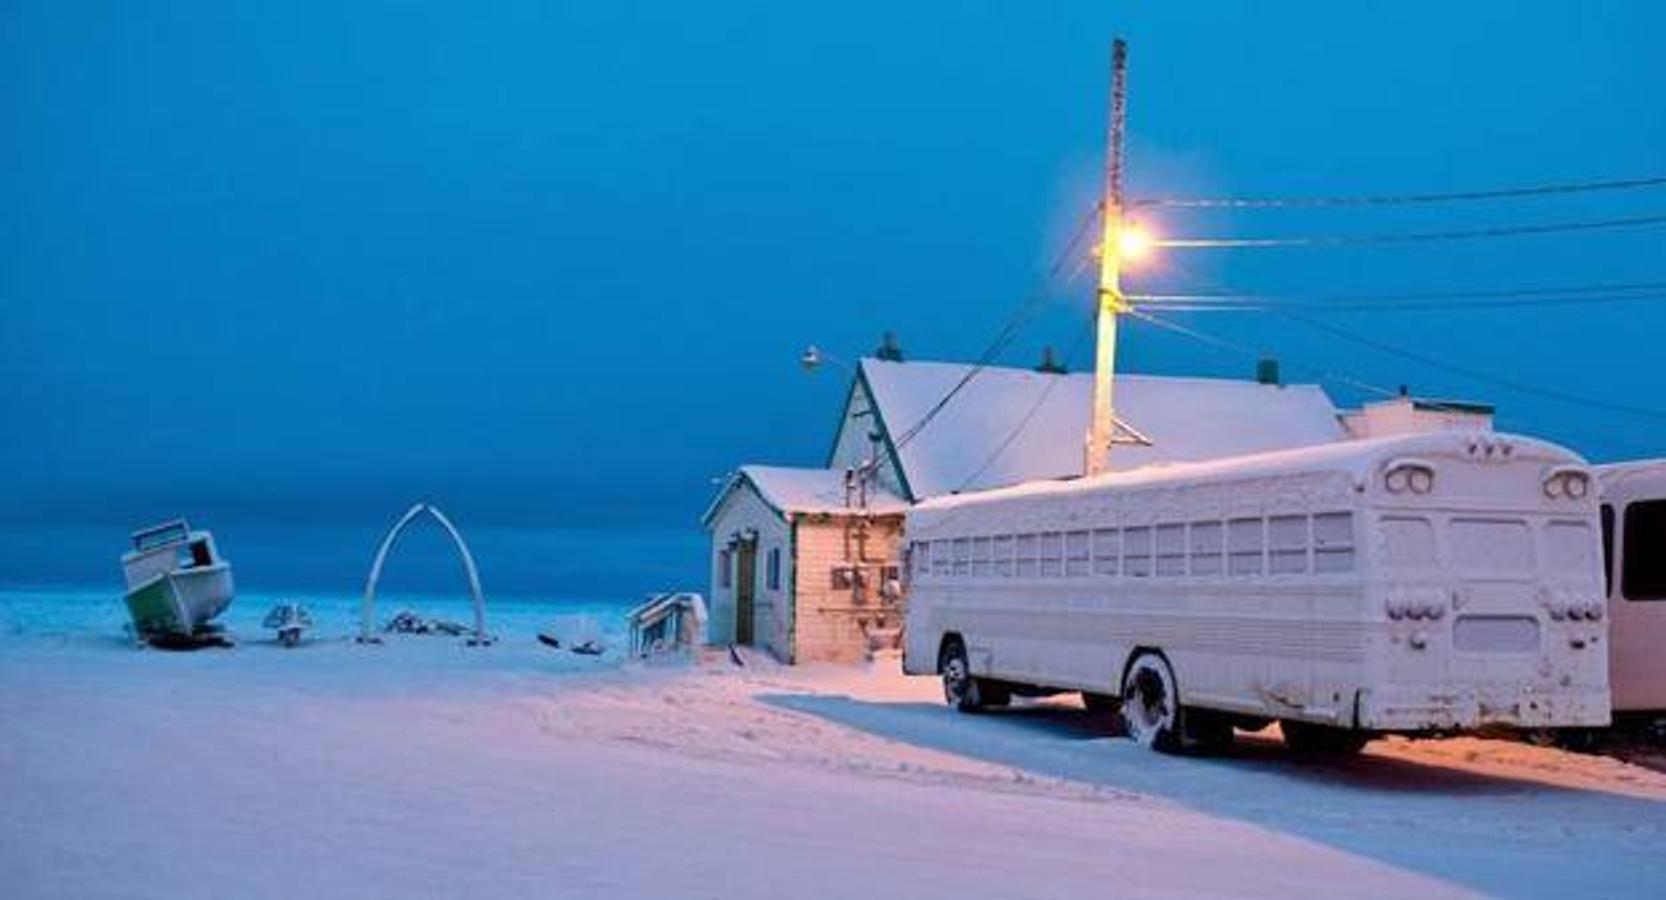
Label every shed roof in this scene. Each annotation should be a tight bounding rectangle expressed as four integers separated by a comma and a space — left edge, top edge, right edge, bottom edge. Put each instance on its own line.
853, 358, 1347, 499
702, 464, 908, 527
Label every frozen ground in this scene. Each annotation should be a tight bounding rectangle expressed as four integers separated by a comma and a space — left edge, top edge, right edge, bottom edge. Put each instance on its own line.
3, 590, 1665, 899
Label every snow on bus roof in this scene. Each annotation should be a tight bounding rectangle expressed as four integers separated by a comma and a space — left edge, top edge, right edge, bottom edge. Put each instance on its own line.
705, 465, 909, 524
858, 358, 1347, 499
913, 429, 1580, 513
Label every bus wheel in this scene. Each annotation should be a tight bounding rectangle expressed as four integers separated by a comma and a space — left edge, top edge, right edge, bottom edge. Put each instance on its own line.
939, 640, 987, 713
1121, 653, 1183, 752
1281, 720, 1369, 757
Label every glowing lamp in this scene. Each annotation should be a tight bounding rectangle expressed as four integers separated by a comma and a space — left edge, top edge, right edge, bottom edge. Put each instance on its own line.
1115, 223, 1154, 264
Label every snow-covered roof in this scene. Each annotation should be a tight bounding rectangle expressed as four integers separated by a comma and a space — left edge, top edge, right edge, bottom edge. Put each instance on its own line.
854, 358, 1347, 499
703, 465, 908, 526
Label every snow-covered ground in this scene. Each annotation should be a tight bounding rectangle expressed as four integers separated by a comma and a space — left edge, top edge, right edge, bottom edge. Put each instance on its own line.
3, 590, 1665, 899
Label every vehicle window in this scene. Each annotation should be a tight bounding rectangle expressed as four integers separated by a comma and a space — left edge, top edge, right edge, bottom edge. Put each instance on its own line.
1189, 521, 1224, 576
971, 536, 993, 577
932, 540, 952, 576
1065, 530, 1091, 577
1015, 533, 1039, 577
1601, 504, 1615, 597
952, 538, 971, 576
1313, 512, 1355, 574
993, 535, 1015, 577
1228, 517, 1264, 576
1155, 524, 1187, 577
1092, 528, 1119, 576
1623, 500, 1666, 601
1269, 515, 1309, 574
1124, 526, 1152, 577
1039, 531, 1064, 577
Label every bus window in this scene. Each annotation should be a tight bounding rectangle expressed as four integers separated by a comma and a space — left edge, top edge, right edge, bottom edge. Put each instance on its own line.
1156, 524, 1186, 577
1313, 512, 1355, 574
1189, 521, 1224, 576
1622, 500, 1666, 600
1092, 528, 1119, 576
1124, 527, 1152, 578
1269, 515, 1309, 574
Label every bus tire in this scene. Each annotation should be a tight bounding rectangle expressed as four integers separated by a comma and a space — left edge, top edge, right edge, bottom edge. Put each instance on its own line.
1121, 652, 1184, 753
1281, 720, 1370, 757
939, 638, 997, 713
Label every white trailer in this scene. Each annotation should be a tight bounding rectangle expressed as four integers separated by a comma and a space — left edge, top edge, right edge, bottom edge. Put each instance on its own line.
1595, 460, 1666, 721
902, 430, 1611, 754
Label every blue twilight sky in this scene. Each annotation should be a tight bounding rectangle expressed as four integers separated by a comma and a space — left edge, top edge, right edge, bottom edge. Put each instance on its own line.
3, 2, 1664, 591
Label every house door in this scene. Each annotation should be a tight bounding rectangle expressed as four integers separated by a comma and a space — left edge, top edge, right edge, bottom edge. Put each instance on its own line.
734, 540, 757, 645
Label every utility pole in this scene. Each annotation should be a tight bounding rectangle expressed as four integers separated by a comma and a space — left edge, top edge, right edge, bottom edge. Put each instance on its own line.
1085, 38, 1129, 476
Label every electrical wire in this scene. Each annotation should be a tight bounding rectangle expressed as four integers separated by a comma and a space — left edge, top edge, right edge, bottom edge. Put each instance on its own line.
952, 311, 1097, 493
1132, 290, 1666, 313
1154, 213, 1666, 249
890, 207, 1100, 451
1130, 175, 1666, 209
1277, 313, 1666, 423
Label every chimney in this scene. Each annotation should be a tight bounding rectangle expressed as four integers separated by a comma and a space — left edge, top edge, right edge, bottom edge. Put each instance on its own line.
1035, 346, 1068, 374
875, 331, 905, 362
1256, 355, 1281, 386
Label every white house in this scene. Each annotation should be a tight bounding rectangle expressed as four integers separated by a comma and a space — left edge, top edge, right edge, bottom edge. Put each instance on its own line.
702, 466, 907, 663
704, 351, 1403, 663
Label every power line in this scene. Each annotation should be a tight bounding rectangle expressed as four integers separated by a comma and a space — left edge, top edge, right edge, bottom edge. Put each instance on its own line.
1126, 278, 1666, 310
1278, 313, 1666, 423
1123, 307, 1400, 401
1130, 175, 1666, 209
1155, 212, 1666, 249
954, 311, 1097, 493
1133, 290, 1666, 313
891, 206, 1100, 451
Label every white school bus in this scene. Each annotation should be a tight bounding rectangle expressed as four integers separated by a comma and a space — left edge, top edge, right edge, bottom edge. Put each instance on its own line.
902, 430, 1611, 754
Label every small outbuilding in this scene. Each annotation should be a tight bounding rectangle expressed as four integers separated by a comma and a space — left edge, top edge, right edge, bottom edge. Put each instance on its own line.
701, 465, 907, 663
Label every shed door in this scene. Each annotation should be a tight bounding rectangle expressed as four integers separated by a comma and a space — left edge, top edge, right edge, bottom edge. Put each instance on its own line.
735, 541, 757, 645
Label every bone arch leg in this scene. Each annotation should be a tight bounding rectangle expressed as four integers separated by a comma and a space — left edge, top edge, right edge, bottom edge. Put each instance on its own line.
360, 503, 491, 645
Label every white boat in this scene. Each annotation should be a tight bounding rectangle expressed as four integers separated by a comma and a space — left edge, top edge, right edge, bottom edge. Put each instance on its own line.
121, 520, 235, 642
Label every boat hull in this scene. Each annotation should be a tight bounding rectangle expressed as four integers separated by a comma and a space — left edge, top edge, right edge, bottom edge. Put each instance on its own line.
124, 564, 235, 637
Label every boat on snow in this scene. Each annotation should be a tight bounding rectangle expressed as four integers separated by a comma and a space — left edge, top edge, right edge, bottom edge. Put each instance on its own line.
121, 520, 235, 646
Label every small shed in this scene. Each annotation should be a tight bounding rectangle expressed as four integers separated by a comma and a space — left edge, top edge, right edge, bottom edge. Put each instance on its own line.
702, 465, 907, 663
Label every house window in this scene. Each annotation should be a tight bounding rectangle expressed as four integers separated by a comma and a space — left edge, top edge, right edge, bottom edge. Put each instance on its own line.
1228, 517, 1264, 576
1124, 526, 1153, 577
1189, 521, 1224, 576
1015, 533, 1039, 577
1269, 515, 1309, 574
1039, 531, 1064, 577
1313, 512, 1355, 573
718, 549, 732, 588
1065, 530, 1091, 577
993, 535, 1015, 577
1091, 528, 1119, 576
767, 547, 782, 591
1155, 524, 1187, 577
